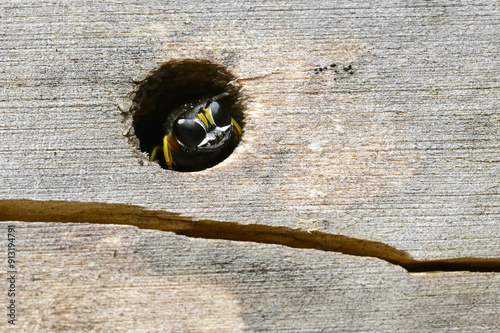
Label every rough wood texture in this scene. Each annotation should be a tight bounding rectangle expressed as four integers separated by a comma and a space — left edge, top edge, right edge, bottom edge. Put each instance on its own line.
1, 0, 499, 262
1, 0, 499, 261
0, 0, 499, 331
2, 222, 499, 332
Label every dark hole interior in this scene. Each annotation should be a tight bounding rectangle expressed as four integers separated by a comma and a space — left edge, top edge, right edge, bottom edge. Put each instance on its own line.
132, 60, 244, 172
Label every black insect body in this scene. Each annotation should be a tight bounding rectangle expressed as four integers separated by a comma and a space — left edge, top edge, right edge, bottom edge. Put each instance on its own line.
150, 93, 242, 171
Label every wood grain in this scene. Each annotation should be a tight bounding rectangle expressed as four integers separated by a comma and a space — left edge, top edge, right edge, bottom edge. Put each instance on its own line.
1, 0, 499, 261
1, 222, 498, 332
0, 0, 499, 331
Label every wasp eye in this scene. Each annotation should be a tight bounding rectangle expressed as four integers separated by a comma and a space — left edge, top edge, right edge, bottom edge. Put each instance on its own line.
209, 101, 231, 127
173, 118, 206, 148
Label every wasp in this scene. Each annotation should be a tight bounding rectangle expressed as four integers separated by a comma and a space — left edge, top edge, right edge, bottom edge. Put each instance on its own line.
149, 92, 242, 171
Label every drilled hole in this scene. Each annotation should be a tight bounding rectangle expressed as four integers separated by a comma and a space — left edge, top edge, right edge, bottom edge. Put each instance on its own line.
131, 60, 244, 172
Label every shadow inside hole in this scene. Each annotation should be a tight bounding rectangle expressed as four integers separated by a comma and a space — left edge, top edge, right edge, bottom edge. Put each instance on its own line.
132, 60, 244, 172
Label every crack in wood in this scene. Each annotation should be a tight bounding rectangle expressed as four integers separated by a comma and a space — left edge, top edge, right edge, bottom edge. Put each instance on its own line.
0, 199, 499, 273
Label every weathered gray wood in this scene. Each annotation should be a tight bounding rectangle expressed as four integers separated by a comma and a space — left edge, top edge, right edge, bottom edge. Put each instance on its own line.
0, 0, 499, 330
1, 0, 498, 262
1, 221, 498, 332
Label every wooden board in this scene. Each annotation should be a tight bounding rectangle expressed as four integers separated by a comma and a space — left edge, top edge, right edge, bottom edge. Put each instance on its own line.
2, 0, 499, 262
0, 0, 499, 330
1, 221, 499, 332
1, 0, 498, 262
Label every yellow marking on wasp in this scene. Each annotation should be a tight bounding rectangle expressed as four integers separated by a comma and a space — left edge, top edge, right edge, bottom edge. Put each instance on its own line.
163, 135, 175, 170
198, 108, 214, 128
198, 113, 209, 127
204, 108, 214, 126
150, 146, 161, 162
231, 117, 242, 137
166, 135, 182, 152
150, 135, 181, 169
